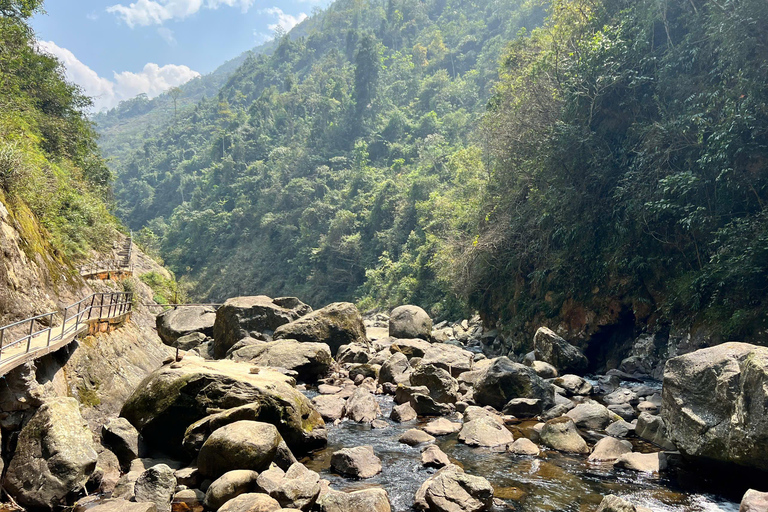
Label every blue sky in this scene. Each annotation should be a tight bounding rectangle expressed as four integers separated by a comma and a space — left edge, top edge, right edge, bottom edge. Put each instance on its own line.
32, 0, 331, 111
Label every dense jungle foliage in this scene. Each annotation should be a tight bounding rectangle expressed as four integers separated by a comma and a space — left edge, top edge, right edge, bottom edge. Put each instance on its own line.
0, 0, 117, 260
102, 0, 767, 339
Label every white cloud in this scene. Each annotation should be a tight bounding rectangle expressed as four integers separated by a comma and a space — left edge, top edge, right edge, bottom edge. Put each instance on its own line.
37, 40, 199, 112
261, 7, 307, 34
157, 26, 177, 45
107, 0, 255, 27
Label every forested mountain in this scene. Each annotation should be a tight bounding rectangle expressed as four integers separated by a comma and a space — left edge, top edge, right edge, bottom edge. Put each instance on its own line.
103, 0, 768, 342
106, 0, 545, 315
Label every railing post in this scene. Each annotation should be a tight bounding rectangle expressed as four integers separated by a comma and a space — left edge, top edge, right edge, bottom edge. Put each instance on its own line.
74, 301, 81, 331
26, 319, 34, 353
62, 306, 69, 339
0, 328, 5, 360
46, 313, 53, 347
100, 293, 105, 318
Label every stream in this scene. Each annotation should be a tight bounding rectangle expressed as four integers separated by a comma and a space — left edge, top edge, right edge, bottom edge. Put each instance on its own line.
301, 390, 740, 512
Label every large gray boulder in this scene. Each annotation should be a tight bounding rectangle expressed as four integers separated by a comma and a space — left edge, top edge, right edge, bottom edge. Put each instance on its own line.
204, 470, 260, 510
390, 338, 432, 359
378, 352, 411, 385
343, 388, 381, 423
273, 302, 368, 356
4, 397, 98, 510
533, 327, 588, 374
317, 488, 391, 512
539, 417, 589, 454
389, 306, 432, 340
197, 421, 282, 479
256, 462, 321, 510
102, 417, 142, 470
133, 464, 176, 512
409, 365, 459, 404
156, 306, 216, 346
86, 500, 157, 512
213, 296, 311, 358
740, 490, 768, 512
217, 493, 281, 512
227, 340, 332, 382
414, 464, 493, 512
473, 357, 554, 411
120, 358, 326, 458
661, 342, 768, 471
330, 446, 382, 478
420, 344, 474, 377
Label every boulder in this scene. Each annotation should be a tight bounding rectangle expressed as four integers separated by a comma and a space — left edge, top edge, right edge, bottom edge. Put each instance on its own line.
227, 340, 332, 382
4, 397, 98, 510
661, 342, 768, 471
157, 306, 216, 346
336, 343, 373, 364
390, 403, 417, 422
502, 398, 545, 418
565, 401, 614, 430
87, 500, 158, 512
530, 360, 558, 379
603, 388, 639, 407
508, 438, 540, 456
331, 446, 382, 478
458, 415, 515, 447
414, 464, 493, 512
422, 418, 462, 436
176, 332, 208, 351
399, 429, 435, 446
343, 387, 380, 423
172, 489, 205, 512
317, 488, 391, 512
120, 358, 325, 457
134, 464, 176, 512
605, 420, 634, 438
257, 462, 321, 510
614, 452, 667, 473
421, 445, 451, 468
553, 375, 592, 396
420, 344, 474, 377
311, 395, 346, 422
348, 364, 380, 381
539, 417, 589, 454
390, 338, 432, 359
273, 302, 367, 356
635, 412, 675, 450
197, 421, 282, 478
217, 493, 281, 512
533, 327, 588, 374
596, 495, 638, 512
409, 365, 459, 404
588, 437, 632, 462
740, 490, 768, 512
378, 352, 411, 385
102, 417, 142, 469
389, 306, 432, 340
204, 470, 260, 510
473, 357, 554, 411
213, 296, 311, 358
409, 392, 455, 416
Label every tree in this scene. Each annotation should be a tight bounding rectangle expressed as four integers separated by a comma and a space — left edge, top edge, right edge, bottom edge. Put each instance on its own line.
0, 0, 43, 20
169, 87, 182, 121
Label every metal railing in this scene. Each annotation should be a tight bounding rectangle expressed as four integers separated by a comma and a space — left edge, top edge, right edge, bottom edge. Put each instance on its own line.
0, 292, 133, 367
79, 233, 133, 277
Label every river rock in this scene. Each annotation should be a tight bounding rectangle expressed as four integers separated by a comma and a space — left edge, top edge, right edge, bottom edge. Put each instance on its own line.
390, 402, 417, 422
533, 327, 588, 374
317, 488, 391, 512
204, 470, 260, 510
604, 388, 639, 407
421, 445, 451, 468
390, 338, 432, 358
176, 332, 208, 351
218, 493, 281, 512
331, 446, 382, 478
311, 395, 346, 421
336, 343, 373, 364
605, 420, 634, 438
414, 464, 493, 512
740, 490, 768, 512
87, 499, 158, 512
530, 360, 558, 379
409, 392, 455, 416
422, 418, 462, 436
157, 306, 216, 346
134, 464, 176, 512
4, 397, 98, 510
565, 401, 614, 430
343, 387, 380, 423
420, 344, 473, 377
121, 358, 325, 457
213, 296, 311, 358
389, 306, 432, 340
102, 417, 142, 469
197, 421, 282, 478
596, 495, 639, 512
458, 416, 515, 447
508, 438, 540, 456
553, 375, 592, 396
502, 398, 545, 418
273, 302, 367, 356
662, 342, 768, 471
473, 357, 554, 411
400, 429, 435, 446
258, 462, 321, 510
410, 365, 459, 404
635, 412, 675, 450
378, 352, 412, 385
173, 489, 205, 512
588, 437, 632, 462
614, 452, 667, 473
227, 340, 332, 382
539, 417, 589, 454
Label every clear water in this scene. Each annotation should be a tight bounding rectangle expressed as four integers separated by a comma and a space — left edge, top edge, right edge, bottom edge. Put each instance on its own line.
301, 393, 740, 512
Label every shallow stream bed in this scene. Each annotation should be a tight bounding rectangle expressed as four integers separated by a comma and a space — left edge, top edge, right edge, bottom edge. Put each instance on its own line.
301, 392, 740, 512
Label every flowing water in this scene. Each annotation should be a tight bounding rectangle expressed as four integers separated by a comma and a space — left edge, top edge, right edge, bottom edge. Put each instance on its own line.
301, 391, 740, 512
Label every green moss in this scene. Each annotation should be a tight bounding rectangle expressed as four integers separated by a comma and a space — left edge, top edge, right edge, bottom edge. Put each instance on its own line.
78, 382, 101, 407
